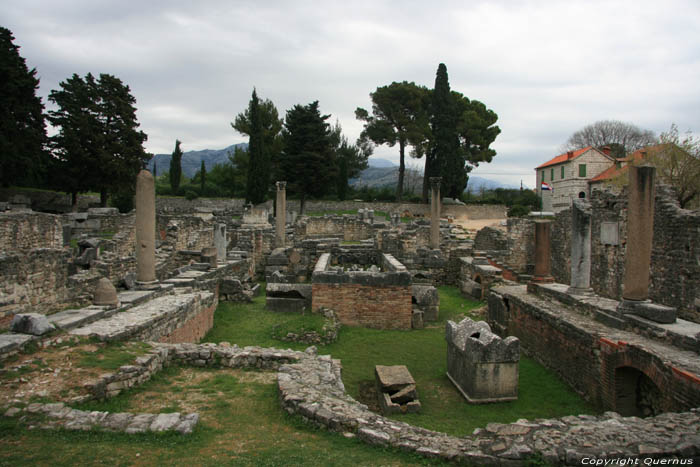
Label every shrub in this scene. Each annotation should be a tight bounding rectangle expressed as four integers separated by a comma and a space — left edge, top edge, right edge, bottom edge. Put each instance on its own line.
185, 190, 198, 200
508, 204, 531, 217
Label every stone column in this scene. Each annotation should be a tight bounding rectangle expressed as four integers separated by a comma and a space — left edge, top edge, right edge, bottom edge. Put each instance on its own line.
135, 169, 156, 284
214, 223, 227, 263
622, 166, 656, 302
275, 181, 286, 247
430, 177, 441, 250
532, 220, 554, 283
567, 199, 593, 295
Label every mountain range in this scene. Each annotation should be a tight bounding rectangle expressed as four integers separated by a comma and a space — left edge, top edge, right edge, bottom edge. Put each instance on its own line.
147, 146, 514, 192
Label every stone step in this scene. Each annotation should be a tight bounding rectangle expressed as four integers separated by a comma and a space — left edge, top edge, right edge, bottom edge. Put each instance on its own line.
48, 305, 116, 331
69, 291, 213, 342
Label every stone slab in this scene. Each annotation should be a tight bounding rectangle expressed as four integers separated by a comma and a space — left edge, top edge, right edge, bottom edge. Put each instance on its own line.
48, 306, 114, 331
375, 365, 415, 392
0, 333, 34, 355
117, 290, 155, 306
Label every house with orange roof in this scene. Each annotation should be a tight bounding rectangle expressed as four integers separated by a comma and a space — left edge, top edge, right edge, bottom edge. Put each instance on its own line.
535, 146, 615, 212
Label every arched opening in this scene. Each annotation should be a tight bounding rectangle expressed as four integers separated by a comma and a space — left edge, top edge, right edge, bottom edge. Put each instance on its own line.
615, 366, 662, 417
578, 191, 586, 199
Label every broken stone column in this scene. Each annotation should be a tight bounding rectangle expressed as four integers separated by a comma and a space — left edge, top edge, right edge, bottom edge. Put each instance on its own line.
135, 169, 156, 284
214, 223, 227, 263
446, 318, 519, 403
618, 166, 676, 323
567, 199, 593, 295
531, 220, 554, 284
94, 277, 119, 308
201, 247, 217, 269
276, 181, 286, 247
430, 177, 442, 250
367, 209, 374, 224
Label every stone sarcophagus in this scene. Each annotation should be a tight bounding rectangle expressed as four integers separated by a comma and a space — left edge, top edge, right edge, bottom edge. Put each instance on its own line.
446, 318, 519, 403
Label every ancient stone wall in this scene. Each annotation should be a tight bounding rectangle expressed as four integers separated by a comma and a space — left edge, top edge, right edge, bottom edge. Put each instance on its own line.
550, 185, 699, 316
157, 216, 214, 252
503, 217, 535, 274
488, 285, 700, 413
294, 215, 378, 241
473, 226, 507, 251
0, 249, 104, 328
0, 212, 63, 251
157, 297, 216, 344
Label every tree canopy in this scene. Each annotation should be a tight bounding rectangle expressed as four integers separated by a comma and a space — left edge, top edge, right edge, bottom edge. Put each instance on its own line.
48, 72, 149, 206
330, 120, 371, 200
355, 81, 430, 201
169, 139, 183, 193
0, 27, 47, 187
565, 120, 656, 158
232, 89, 283, 204
279, 101, 335, 213
647, 125, 700, 209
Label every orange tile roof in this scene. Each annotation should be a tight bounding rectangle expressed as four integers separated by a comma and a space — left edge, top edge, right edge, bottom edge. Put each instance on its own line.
535, 147, 592, 169
588, 144, 669, 183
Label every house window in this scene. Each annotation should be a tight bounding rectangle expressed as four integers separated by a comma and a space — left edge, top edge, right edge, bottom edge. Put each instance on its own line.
579, 164, 587, 177
561, 166, 565, 179
551, 168, 555, 180
540, 170, 545, 182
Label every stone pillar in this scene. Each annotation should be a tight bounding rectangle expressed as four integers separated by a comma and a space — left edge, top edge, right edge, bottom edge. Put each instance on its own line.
567, 199, 593, 295
276, 181, 286, 247
531, 220, 553, 283
430, 177, 441, 250
621, 166, 656, 302
135, 169, 156, 284
214, 223, 227, 263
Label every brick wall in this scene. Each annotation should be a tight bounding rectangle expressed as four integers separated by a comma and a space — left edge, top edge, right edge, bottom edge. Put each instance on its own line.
158, 299, 216, 344
312, 283, 412, 330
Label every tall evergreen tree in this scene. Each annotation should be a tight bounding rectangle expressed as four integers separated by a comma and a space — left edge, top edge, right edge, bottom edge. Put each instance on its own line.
329, 120, 371, 200
169, 139, 183, 193
48, 72, 149, 207
153, 161, 157, 178
427, 63, 461, 200
280, 101, 335, 214
200, 159, 206, 192
0, 27, 47, 187
244, 89, 268, 204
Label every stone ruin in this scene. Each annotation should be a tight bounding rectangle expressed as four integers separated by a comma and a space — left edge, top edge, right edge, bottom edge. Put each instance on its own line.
374, 364, 421, 414
446, 317, 519, 403
1, 171, 700, 462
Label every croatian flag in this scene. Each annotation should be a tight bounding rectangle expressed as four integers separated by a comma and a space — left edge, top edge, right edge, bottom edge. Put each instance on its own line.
541, 182, 553, 192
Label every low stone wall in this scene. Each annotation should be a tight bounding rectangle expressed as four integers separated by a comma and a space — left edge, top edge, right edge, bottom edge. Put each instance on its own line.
70, 291, 217, 343
278, 346, 700, 464
0, 212, 63, 251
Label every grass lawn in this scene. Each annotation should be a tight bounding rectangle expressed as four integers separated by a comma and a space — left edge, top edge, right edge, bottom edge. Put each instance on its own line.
0, 285, 597, 466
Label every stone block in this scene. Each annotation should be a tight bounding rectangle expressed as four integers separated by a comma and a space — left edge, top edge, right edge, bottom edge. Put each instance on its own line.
10, 313, 55, 336
600, 221, 620, 246
446, 318, 519, 403
375, 365, 421, 414
265, 297, 307, 313
412, 308, 424, 329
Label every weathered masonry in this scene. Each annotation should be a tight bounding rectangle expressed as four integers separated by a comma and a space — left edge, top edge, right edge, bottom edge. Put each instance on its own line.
311, 253, 413, 330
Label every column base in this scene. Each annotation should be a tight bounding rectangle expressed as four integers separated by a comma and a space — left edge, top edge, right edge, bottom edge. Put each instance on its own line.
617, 299, 677, 324
136, 280, 160, 291
566, 286, 594, 296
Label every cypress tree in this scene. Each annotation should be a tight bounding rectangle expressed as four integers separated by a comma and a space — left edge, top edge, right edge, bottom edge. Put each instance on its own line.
245, 89, 269, 204
429, 63, 463, 199
200, 159, 206, 193
170, 140, 183, 193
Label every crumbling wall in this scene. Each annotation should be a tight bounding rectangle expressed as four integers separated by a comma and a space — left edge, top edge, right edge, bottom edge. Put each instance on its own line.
549, 185, 699, 317
0, 212, 63, 251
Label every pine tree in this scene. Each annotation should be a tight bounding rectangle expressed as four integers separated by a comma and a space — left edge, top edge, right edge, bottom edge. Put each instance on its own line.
170, 140, 183, 193
0, 27, 47, 187
280, 101, 335, 214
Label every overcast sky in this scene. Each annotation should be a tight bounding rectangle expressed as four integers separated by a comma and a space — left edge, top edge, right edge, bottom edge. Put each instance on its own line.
5, 0, 700, 188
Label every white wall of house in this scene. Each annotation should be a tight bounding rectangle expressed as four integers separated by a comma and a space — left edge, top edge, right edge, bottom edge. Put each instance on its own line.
535, 148, 614, 213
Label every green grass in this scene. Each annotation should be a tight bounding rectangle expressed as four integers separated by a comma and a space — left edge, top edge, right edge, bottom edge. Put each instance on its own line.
77, 341, 152, 370
0, 285, 598, 465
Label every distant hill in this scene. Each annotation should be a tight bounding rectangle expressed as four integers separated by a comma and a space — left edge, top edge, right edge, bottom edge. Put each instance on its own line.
350, 165, 516, 193
147, 143, 247, 178
147, 143, 516, 192
368, 158, 396, 168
